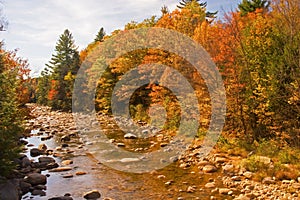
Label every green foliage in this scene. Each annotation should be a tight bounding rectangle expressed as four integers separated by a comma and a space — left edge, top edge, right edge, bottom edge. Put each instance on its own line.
45, 29, 80, 111
0, 43, 23, 176
94, 27, 105, 42
238, 0, 270, 16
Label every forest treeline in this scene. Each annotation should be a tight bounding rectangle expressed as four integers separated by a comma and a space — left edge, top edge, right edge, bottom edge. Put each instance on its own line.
1, 0, 300, 176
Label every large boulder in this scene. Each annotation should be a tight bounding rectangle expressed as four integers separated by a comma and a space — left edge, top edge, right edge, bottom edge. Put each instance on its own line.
24, 173, 47, 186
0, 178, 20, 200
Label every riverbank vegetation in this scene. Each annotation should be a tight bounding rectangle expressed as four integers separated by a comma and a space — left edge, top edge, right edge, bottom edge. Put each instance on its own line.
1, 0, 300, 178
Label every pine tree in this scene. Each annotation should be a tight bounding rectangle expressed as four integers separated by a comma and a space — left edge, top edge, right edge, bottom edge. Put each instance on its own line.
238, 0, 270, 16
94, 27, 105, 42
177, 0, 218, 20
0, 42, 23, 176
46, 29, 80, 111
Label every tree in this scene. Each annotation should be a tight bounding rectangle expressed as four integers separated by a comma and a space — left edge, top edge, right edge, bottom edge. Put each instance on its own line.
0, 42, 23, 176
177, 0, 218, 20
238, 0, 270, 16
94, 27, 105, 42
46, 29, 80, 111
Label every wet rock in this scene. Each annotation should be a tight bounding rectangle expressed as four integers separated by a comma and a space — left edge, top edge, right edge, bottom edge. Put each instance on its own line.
39, 156, 55, 164
203, 165, 217, 173
24, 173, 47, 186
0, 178, 19, 200
20, 181, 32, 194
21, 156, 32, 168
30, 148, 44, 157
34, 185, 47, 190
48, 196, 73, 200
262, 177, 275, 184
83, 190, 101, 199
38, 143, 48, 151
117, 143, 125, 147
124, 133, 137, 139
61, 135, 71, 142
62, 174, 74, 178
31, 189, 46, 196
75, 171, 87, 176
49, 167, 72, 172
61, 160, 73, 166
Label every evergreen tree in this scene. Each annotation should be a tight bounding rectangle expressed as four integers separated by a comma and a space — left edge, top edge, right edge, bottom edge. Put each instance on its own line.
36, 68, 51, 105
177, 0, 217, 20
94, 27, 105, 42
0, 42, 23, 176
46, 29, 80, 111
238, 0, 270, 16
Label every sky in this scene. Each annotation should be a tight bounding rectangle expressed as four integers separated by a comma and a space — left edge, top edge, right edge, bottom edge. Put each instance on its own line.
0, 0, 239, 77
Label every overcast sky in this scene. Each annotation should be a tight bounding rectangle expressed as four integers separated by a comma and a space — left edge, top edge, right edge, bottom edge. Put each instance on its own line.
0, 0, 238, 76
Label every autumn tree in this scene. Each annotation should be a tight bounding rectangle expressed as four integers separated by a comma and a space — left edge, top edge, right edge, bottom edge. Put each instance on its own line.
0, 42, 23, 176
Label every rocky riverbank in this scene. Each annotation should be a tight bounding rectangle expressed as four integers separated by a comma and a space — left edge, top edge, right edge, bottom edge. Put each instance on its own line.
1, 104, 299, 200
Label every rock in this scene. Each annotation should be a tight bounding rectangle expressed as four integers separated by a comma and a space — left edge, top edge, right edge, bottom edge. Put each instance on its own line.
219, 188, 231, 195
243, 171, 253, 179
231, 176, 242, 181
120, 158, 140, 162
61, 160, 73, 166
24, 173, 47, 186
75, 171, 87, 176
292, 183, 300, 189
205, 182, 216, 188
31, 189, 46, 196
61, 135, 71, 142
0, 178, 19, 200
262, 177, 275, 184
34, 185, 47, 190
30, 148, 44, 157
117, 143, 125, 147
203, 165, 217, 173
142, 129, 150, 135
157, 175, 166, 179
49, 167, 72, 172
215, 157, 228, 164
222, 164, 234, 173
48, 196, 73, 200
62, 174, 74, 178
234, 194, 250, 200
39, 156, 55, 164
20, 181, 32, 194
187, 186, 196, 193
124, 133, 137, 139
83, 190, 101, 199
21, 156, 32, 168
38, 143, 47, 151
